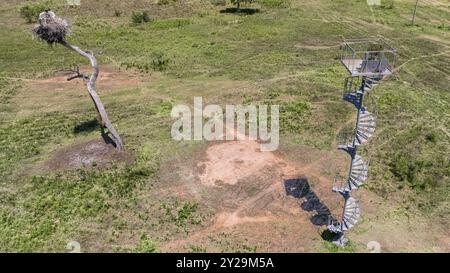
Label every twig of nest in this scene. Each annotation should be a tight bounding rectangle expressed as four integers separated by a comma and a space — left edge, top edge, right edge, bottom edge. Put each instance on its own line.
32, 14, 71, 44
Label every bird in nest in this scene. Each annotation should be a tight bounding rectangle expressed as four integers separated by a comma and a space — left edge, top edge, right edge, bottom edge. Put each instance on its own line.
38, 9, 56, 26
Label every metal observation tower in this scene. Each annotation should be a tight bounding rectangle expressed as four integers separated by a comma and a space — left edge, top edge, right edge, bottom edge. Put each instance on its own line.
327, 38, 396, 246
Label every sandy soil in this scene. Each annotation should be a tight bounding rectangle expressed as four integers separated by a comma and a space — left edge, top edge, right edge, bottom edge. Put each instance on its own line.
197, 139, 293, 186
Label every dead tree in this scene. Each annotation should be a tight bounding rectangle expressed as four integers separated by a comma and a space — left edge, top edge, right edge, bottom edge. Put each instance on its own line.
33, 10, 124, 150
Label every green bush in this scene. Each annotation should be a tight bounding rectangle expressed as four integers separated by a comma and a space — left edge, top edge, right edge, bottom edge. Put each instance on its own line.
380, 0, 395, 9
151, 52, 170, 71
19, 2, 49, 24
160, 201, 202, 231
131, 11, 150, 25
134, 235, 158, 253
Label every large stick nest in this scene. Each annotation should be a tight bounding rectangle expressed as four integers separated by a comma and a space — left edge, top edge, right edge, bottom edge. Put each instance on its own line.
33, 15, 71, 44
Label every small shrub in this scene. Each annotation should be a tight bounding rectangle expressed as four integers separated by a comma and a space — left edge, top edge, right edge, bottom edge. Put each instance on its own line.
151, 52, 170, 71
390, 152, 412, 182
436, 23, 449, 30
322, 240, 356, 253
19, 2, 48, 24
380, 0, 395, 9
425, 132, 437, 143
131, 11, 150, 25
114, 10, 122, 17
177, 202, 201, 226
187, 244, 207, 253
160, 201, 202, 231
134, 235, 158, 253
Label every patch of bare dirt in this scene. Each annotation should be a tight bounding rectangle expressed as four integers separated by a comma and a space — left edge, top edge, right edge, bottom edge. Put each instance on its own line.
44, 138, 134, 171
159, 139, 344, 252
34, 65, 147, 93
13, 64, 161, 118
197, 140, 293, 186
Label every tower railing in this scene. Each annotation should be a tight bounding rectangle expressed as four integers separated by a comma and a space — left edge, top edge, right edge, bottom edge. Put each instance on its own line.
341, 38, 396, 77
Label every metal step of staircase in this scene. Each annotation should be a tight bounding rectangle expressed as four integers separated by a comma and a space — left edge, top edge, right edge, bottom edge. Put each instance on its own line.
341, 197, 360, 231
362, 76, 382, 91
347, 154, 368, 191
343, 92, 361, 108
355, 110, 376, 145
326, 196, 360, 233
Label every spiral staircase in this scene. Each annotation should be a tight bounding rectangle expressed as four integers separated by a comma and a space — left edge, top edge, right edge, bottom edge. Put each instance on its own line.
328, 38, 396, 246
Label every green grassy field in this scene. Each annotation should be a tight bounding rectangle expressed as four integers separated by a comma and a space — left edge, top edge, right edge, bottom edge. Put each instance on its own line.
0, 0, 448, 252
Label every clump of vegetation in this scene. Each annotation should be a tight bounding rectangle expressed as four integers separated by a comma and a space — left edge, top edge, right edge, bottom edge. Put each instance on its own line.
187, 244, 207, 252
380, 0, 395, 10
114, 10, 122, 17
390, 150, 447, 193
160, 201, 202, 231
230, 0, 254, 10
131, 11, 150, 25
279, 100, 312, 132
372, 124, 450, 214
134, 235, 158, 253
120, 52, 170, 73
151, 52, 170, 71
321, 240, 356, 253
436, 23, 449, 30
19, 1, 52, 23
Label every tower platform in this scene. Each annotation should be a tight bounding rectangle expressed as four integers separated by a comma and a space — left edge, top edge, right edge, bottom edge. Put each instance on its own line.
341, 38, 396, 77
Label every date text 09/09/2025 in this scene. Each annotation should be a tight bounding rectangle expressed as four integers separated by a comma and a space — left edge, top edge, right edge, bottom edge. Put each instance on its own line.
176, 257, 274, 271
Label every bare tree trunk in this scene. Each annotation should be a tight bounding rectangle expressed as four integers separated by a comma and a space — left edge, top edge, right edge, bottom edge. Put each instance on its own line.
60, 41, 124, 150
